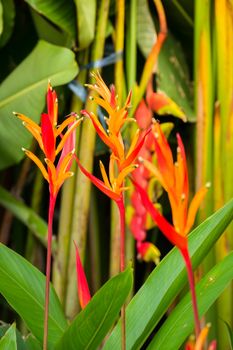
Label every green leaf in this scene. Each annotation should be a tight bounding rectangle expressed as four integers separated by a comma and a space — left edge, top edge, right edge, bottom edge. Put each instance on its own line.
0, 323, 16, 350
0, 324, 28, 350
30, 9, 73, 48
0, 0, 15, 48
156, 35, 195, 121
0, 40, 78, 170
103, 199, 233, 350
75, 0, 96, 49
25, 0, 76, 39
55, 266, 133, 350
0, 185, 48, 248
25, 334, 42, 350
0, 243, 68, 349
136, 0, 157, 58
148, 251, 233, 349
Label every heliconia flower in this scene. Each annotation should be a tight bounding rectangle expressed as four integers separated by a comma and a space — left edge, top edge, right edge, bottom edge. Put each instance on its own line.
133, 121, 210, 338
145, 76, 187, 122
140, 120, 210, 238
74, 241, 91, 309
185, 324, 217, 350
14, 82, 82, 197
81, 71, 150, 171
14, 82, 83, 350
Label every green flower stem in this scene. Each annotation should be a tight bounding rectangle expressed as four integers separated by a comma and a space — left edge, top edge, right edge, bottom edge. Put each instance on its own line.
126, 0, 137, 90
194, 0, 216, 339
89, 189, 101, 292
65, 0, 110, 319
214, 1, 233, 346
110, 201, 121, 277
114, 0, 125, 105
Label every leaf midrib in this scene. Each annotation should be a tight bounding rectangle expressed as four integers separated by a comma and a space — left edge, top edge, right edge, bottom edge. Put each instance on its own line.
0, 70, 72, 109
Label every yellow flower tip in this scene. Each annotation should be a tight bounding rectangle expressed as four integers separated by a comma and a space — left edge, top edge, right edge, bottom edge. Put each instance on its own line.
138, 156, 144, 163
181, 193, 186, 201
12, 111, 18, 116
175, 161, 178, 167
44, 158, 49, 165
89, 96, 94, 101
154, 132, 159, 139
177, 146, 181, 153
206, 182, 211, 189
206, 322, 211, 329
68, 171, 74, 177
21, 147, 27, 152
134, 164, 139, 168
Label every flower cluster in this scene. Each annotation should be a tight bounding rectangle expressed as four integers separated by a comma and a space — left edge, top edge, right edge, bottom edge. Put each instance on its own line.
14, 82, 82, 198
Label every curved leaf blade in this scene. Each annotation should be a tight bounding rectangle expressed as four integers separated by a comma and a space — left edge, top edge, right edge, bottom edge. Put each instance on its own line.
148, 251, 233, 349
0, 40, 78, 170
136, 0, 157, 58
55, 266, 133, 350
0, 185, 48, 247
0, 323, 16, 350
0, 0, 15, 48
75, 0, 96, 49
25, 0, 76, 39
103, 199, 233, 350
0, 244, 68, 350
156, 35, 195, 121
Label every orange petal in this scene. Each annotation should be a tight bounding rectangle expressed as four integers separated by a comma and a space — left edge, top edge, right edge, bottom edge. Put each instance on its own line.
75, 155, 121, 202
22, 149, 48, 181
185, 184, 210, 235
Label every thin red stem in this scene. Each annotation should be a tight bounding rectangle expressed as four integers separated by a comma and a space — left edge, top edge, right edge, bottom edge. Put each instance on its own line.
180, 247, 201, 339
43, 194, 56, 350
117, 198, 126, 350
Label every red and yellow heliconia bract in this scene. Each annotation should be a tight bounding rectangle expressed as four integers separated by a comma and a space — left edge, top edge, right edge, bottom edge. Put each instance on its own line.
14, 82, 82, 197
78, 72, 151, 204
135, 120, 210, 250
185, 324, 217, 350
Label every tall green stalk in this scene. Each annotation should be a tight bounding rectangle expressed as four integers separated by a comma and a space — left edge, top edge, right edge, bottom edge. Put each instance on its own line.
214, 1, 233, 347
65, 0, 110, 319
194, 0, 215, 339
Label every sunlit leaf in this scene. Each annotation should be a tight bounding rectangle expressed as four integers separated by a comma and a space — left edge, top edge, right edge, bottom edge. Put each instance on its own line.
156, 35, 195, 121
55, 266, 133, 350
0, 40, 78, 170
147, 252, 233, 349
0, 323, 16, 350
74, 0, 96, 49
25, 0, 76, 40
0, 244, 68, 350
103, 199, 233, 349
